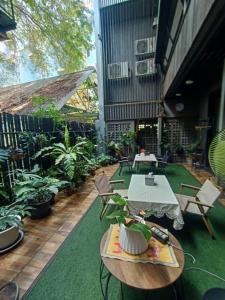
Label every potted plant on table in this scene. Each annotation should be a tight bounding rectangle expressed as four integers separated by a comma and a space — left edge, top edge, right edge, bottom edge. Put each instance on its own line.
0, 204, 30, 250
13, 170, 68, 219
106, 195, 152, 255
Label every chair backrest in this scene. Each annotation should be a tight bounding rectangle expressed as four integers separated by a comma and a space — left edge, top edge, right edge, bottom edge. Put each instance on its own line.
94, 172, 112, 194
196, 179, 221, 211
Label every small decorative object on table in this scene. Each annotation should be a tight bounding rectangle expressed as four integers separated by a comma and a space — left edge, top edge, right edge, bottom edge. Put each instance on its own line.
145, 172, 155, 186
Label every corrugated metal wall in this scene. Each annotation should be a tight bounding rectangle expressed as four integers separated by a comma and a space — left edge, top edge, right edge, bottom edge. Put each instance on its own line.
100, 0, 161, 121
100, 0, 130, 8
105, 101, 161, 121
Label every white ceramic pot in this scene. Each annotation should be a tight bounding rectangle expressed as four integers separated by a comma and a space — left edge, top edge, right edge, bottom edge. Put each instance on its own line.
0, 225, 20, 250
119, 216, 148, 255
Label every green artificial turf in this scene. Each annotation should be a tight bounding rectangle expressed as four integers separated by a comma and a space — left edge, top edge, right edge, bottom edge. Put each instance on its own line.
24, 164, 225, 300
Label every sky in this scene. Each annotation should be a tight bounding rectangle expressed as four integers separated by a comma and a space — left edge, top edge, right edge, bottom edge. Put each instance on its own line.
0, 0, 96, 86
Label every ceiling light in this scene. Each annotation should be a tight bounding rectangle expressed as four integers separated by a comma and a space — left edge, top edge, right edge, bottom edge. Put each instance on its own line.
176, 93, 182, 97
185, 80, 194, 85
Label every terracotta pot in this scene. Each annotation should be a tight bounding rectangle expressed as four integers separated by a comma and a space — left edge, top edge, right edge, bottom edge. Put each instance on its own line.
0, 225, 20, 250
119, 216, 148, 255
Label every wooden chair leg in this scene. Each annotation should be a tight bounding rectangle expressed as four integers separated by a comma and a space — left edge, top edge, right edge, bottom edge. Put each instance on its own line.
202, 215, 215, 239
100, 203, 108, 220
119, 166, 123, 176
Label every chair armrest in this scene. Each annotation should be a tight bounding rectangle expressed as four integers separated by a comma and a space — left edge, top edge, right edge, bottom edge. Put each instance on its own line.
180, 183, 201, 192
183, 198, 214, 213
99, 192, 116, 197
186, 199, 213, 208
110, 180, 124, 184
119, 160, 129, 163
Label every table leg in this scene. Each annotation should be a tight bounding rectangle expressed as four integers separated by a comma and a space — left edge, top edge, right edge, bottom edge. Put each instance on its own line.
100, 260, 112, 300
120, 282, 124, 300
172, 276, 184, 300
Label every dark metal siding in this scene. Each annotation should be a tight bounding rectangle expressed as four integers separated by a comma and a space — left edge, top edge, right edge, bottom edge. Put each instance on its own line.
105, 101, 161, 121
100, 0, 162, 122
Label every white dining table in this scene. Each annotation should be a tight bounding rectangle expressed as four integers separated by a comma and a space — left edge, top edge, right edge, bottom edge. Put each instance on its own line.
132, 153, 158, 169
127, 175, 184, 230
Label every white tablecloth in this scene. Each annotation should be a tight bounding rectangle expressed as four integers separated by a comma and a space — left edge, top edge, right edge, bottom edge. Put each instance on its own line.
132, 154, 158, 168
127, 175, 184, 230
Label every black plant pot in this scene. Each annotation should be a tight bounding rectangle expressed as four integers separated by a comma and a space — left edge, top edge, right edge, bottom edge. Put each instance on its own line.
29, 198, 52, 219
49, 193, 55, 205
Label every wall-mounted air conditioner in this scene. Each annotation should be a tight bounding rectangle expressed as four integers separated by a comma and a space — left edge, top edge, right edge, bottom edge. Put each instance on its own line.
135, 59, 156, 76
135, 37, 156, 56
108, 62, 129, 79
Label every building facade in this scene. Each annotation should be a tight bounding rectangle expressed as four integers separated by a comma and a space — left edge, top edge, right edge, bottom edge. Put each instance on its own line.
94, 0, 225, 160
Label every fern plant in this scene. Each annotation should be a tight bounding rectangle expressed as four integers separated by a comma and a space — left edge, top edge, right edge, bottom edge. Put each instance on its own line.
35, 127, 91, 184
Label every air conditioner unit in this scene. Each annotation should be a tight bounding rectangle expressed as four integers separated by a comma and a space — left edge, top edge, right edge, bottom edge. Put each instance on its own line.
108, 62, 129, 79
135, 37, 156, 56
135, 59, 156, 76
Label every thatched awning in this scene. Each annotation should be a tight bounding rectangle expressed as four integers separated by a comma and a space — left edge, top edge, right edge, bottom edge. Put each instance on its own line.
0, 66, 95, 114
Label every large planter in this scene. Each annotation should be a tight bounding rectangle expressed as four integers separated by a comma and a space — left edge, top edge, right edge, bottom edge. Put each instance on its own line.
119, 217, 148, 255
0, 225, 20, 250
29, 198, 52, 219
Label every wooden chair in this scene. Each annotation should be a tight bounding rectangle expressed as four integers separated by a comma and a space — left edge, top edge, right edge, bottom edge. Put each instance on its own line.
176, 179, 221, 238
94, 171, 128, 220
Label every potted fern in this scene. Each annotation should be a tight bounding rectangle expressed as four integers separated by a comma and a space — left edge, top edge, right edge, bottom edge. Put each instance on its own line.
106, 195, 152, 255
0, 204, 30, 250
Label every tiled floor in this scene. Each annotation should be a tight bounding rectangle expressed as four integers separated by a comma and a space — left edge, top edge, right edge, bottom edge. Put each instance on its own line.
0, 164, 118, 298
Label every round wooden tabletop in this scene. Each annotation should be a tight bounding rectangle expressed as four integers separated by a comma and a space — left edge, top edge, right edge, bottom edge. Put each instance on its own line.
100, 222, 185, 290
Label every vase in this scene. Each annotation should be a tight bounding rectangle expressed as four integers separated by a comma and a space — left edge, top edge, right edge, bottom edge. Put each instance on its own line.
119, 216, 148, 255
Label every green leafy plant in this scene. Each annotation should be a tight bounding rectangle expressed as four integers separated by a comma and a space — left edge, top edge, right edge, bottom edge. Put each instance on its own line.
174, 143, 184, 155
0, 149, 9, 163
106, 194, 152, 241
120, 132, 136, 157
32, 96, 65, 128
34, 127, 92, 186
107, 141, 123, 158
186, 141, 200, 155
0, 204, 31, 232
97, 154, 116, 166
13, 170, 69, 205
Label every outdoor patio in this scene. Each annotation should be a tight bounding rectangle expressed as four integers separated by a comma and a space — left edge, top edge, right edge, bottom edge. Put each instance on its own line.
1, 161, 225, 300
1, 0, 225, 299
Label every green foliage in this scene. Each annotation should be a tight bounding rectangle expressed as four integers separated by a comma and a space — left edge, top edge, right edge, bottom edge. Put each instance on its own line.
107, 141, 123, 158
0, 204, 31, 232
13, 170, 69, 204
97, 154, 116, 166
186, 141, 200, 155
0, 149, 9, 164
106, 194, 152, 241
120, 131, 136, 156
3, 0, 93, 80
34, 129, 94, 186
121, 131, 136, 146
31, 96, 65, 127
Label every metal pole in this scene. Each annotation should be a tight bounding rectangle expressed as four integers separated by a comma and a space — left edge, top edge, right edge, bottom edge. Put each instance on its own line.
218, 59, 225, 131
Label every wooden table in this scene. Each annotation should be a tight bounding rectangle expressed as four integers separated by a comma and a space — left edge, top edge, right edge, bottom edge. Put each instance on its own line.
100, 222, 184, 299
